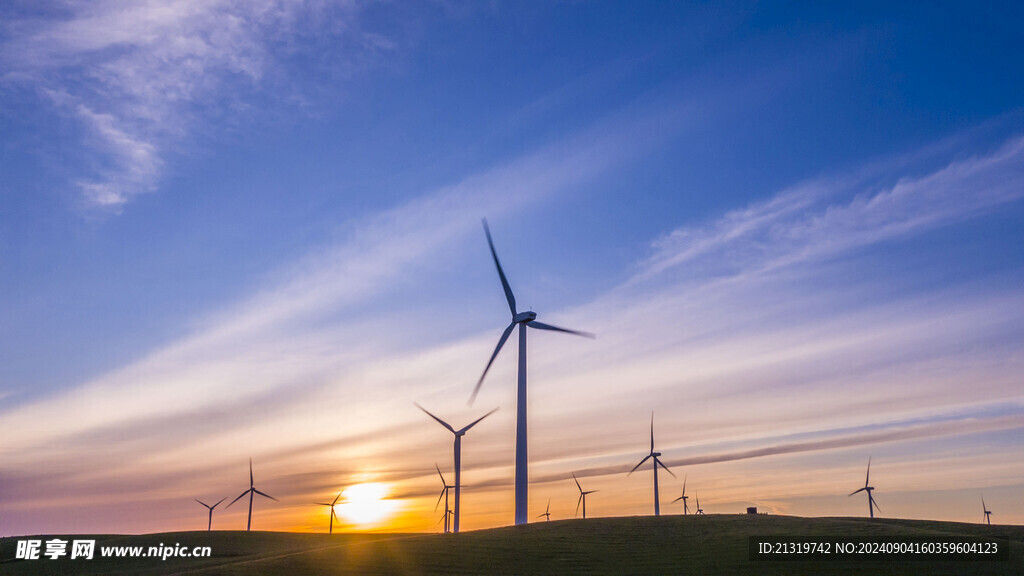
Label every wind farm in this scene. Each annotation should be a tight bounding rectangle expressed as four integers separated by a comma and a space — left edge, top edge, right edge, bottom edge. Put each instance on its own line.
2, 2, 1023, 575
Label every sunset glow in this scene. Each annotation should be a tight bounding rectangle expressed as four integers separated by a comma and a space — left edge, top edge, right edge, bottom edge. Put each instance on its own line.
337, 484, 397, 528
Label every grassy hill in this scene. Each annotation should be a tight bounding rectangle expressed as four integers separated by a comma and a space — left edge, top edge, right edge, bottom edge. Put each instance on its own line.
2, 515, 1020, 575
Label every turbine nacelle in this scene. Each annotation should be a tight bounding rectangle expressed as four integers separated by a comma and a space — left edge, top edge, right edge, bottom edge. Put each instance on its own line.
513, 311, 538, 323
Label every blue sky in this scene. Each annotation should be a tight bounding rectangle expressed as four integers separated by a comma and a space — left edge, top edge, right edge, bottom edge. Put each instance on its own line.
1, 1, 1023, 534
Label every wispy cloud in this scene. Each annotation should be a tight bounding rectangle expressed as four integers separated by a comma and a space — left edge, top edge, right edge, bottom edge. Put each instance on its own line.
636, 137, 1024, 282
1, 0, 378, 209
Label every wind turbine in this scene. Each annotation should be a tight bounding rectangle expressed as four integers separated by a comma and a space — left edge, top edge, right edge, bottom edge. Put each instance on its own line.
671, 476, 690, 515
416, 403, 498, 533
573, 473, 597, 519
694, 494, 704, 515
315, 492, 342, 534
434, 464, 455, 534
982, 496, 992, 525
537, 498, 552, 521
471, 219, 595, 525
628, 413, 676, 516
849, 457, 879, 519
227, 459, 278, 531
194, 497, 226, 531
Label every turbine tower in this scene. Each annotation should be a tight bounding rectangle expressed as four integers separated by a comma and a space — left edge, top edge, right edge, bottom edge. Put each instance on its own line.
573, 473, 597, 519
315, 492, 342, 534
416, 403, 498, 533
982, 496, 992, 525
671, 476, 690, 515
434, 464, 455, 534
537, 498, 552, 521
849, 457, 879, 519
471, 219, 595, 525
194, 497, 226, 531
227, 459, 278, 531
628, 413, 676, 516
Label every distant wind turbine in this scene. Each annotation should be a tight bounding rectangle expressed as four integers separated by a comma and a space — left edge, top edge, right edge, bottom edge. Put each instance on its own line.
537, 498, 552, 521
434, 464, 455, 534
416, 403, 498, 533
227, 459, 278, 531
194, 497, 226, 531
315, 492, 342, 534
849, 457, 879, 519
982, 496, 992, 525
671, 476, 690, 515
695, 494, 704, 515
573, 473, 597, 519
471, 219, 595, 525
628, 413, 676, 516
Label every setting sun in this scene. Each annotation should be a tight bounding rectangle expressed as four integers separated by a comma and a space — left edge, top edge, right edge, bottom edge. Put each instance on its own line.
337, 483, 397, 527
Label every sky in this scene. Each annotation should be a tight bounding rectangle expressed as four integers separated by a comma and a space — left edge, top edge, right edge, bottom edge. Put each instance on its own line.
1, 1, 1023, 535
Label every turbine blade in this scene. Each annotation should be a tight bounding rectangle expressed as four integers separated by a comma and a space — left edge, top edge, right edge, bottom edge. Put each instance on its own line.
573, 472, 582, 492
415, 403, 456, 433
435, 488, 445, 512
657, 457, 677, 478
459, 406, 500, 433
195, 499, 209, 509
682, 475, 687, 496
576, 494, 582, 517
333, 492, 343, 506
546, 498, 551, 514
650, 413, 655, 453
528, 321, 595, 339
870, 494, 880, 513
227, 490, 250, 508
254, 489, 277, 502
470, 322, 516, 405
213, 497, 227, 509
865, 457, 871, 487
315, 502, 333, 507
672, 496, 683, 503
435, 463, 447, 485
482, 219, 517, 316
250, 458, 254, 488
849, 487, 866, 496
629, 454, 652, 475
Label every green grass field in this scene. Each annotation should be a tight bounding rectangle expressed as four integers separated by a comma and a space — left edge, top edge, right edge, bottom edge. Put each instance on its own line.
2, 515, 1020, 575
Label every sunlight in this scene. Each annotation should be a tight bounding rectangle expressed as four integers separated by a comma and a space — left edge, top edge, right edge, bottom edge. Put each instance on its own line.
337, 483, 397, 527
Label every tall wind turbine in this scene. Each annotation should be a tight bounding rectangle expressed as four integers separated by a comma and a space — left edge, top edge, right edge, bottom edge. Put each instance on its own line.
671, 476, 690, 515
434, 464, 454, 534
227, 459, 278, 531
982, 496, 992, 525
849, 457, 879, 519
416, 403, 498, 533
471, 219, 595, 525
194, 497, 226, 531
573, 473, 597, 519
628, 413, 676, 516
537, 498, 552, 521
694, 494, 704, 515
315, 492, 342, 534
